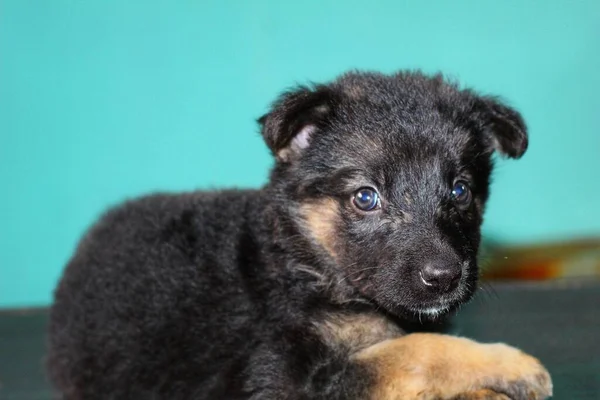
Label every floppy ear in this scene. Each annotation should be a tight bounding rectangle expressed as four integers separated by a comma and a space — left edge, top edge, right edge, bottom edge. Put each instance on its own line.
474, 96, 528, 159
258, 85, 335, 162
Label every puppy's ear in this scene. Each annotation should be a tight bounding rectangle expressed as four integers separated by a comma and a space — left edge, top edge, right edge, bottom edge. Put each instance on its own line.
474, 96, 528, 159
258, 85, 335, 162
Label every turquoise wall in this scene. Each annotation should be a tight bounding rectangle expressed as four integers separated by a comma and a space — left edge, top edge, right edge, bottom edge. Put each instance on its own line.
1, 1, 599, 307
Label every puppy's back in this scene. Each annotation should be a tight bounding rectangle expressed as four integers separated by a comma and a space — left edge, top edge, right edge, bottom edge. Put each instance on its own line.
47, 189, 265, 399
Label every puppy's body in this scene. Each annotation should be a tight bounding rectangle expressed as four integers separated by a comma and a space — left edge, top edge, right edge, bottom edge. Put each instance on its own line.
49, 190, 395, 399
48, 71, 552, 399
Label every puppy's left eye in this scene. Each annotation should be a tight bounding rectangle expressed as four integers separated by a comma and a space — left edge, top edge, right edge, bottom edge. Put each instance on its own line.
451, 181, 472, 208
352, 187, 380, 211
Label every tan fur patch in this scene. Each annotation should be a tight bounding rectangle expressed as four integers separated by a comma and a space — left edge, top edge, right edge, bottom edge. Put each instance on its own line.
314, 312, 403, 353
300, 198, 340, 260
353, 333, 552, 400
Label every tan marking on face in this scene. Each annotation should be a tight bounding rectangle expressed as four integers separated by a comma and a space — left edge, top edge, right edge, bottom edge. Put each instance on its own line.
404, 193, 413, 205
300, 198, 340, 260
402, 212, 413, 223
353, 333, 552, 399
314, 312, 403, 353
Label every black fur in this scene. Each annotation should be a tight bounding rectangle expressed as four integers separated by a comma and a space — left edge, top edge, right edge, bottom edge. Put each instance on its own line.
47, 70, 527, 399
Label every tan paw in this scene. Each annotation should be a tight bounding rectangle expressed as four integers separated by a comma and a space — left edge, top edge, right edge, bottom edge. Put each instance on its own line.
354, 334, 553, 400
478, 343, 553, 400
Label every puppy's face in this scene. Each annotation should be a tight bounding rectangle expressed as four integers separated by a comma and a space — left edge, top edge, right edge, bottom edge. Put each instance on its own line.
260, 72, 527, 320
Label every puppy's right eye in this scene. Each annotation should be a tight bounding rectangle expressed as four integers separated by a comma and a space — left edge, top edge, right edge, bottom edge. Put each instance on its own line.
451, 180, 472, 209
352, 188, 380, 211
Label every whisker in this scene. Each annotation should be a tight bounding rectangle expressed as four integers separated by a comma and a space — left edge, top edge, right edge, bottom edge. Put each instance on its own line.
336, 266, 379, 285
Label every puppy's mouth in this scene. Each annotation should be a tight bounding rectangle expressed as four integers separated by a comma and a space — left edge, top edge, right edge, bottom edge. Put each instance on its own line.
406, 276, 475, 319
358, 281, 474, 321
374, 264, 476, 320
406, 298, 462, 319
343, 258, 477, 321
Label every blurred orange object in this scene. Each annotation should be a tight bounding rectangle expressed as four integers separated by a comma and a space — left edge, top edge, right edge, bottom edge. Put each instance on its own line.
480, 238, 600, 281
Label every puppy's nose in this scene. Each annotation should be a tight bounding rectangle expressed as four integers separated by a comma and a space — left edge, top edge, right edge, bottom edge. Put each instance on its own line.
419, 261, 462, 293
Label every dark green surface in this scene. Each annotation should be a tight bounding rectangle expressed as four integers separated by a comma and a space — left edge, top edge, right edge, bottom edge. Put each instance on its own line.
1, 281, 599, 399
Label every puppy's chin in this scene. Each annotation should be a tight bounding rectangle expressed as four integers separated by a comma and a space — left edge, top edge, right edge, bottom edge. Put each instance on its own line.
393, 299, 467, 322
365, 282, 477, 322
404, 296, 469, 321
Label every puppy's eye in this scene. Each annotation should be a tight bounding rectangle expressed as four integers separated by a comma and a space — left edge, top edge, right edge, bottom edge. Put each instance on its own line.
451, 181, 472, 208
352, 187, 380, 211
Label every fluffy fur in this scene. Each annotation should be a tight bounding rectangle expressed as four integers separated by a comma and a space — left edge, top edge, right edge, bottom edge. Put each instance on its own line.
47, 71, 551, 399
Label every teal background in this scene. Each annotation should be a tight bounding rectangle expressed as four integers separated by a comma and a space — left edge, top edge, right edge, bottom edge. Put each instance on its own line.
1, 1, 599, 308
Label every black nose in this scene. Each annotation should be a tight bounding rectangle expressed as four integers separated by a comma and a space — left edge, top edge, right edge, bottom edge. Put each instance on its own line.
419, 261, 462, 293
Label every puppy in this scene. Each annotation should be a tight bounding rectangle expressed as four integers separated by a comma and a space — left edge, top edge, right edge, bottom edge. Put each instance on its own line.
47, 71, 552, 400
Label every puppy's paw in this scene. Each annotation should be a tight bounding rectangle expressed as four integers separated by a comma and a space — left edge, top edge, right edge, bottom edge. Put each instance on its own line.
354, 334, 552, 400
481, 343, 552, 400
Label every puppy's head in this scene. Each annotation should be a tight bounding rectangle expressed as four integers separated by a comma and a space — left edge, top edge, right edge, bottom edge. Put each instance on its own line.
259, 71, 527, 320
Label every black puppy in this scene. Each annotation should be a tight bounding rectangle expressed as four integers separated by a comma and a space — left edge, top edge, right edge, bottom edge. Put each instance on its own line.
48, 71, 552, 399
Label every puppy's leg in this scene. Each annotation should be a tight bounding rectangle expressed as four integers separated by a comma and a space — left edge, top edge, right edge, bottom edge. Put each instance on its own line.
353, 333, 552, 400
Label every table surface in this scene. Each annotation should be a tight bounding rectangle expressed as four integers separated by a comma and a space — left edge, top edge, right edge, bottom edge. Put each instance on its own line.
1, 280, 599, 399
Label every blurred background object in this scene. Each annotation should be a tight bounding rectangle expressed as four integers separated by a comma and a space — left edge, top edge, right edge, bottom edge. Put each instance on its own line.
0, 1, 599, 307
482, 239, 600, 281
